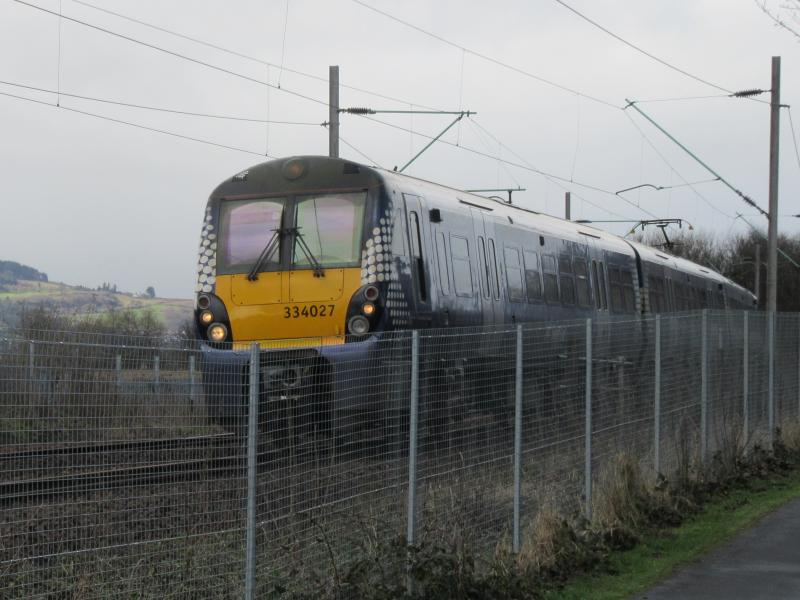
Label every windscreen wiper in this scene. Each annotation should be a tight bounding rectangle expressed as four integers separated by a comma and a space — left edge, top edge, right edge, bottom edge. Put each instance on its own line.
290, 227, 325, 278
246, 228, 281, 281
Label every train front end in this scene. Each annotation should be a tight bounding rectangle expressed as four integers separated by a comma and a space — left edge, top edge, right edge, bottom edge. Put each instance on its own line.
194, 156, 393, 436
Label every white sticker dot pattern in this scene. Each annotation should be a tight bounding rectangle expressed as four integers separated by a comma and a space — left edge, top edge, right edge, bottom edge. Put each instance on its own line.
196, 206, 217, 294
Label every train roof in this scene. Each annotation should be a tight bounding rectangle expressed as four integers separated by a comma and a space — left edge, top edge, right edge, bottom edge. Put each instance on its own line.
215, 156, 754, 301
376, 165, 634, 254
375, 162, 754, 299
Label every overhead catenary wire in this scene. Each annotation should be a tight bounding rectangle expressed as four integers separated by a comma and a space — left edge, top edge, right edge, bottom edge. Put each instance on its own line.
338, 134, 382, 168
357, 112, 622, 198
466, 118, 638, 221
625, 99, 770, 218
633, 94, 734, 104
70, 0, 447, 112
0, 79, 321, 125
8, 0, 781, 230
350, 0, 621, 109
0, 89, 269, 157
786, 106, 800, 176
468, 117, 658, 219
11, 0, 328, 108
621, 110, 735, 219
277, 0, 290, 88
552, 0, 733, 95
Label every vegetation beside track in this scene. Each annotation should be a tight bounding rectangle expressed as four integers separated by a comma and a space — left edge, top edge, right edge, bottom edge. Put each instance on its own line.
287, 426, 800, 600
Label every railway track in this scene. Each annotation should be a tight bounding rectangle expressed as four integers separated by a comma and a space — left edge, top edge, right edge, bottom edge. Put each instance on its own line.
0, 433, 242, 503
0, 433, 235, 462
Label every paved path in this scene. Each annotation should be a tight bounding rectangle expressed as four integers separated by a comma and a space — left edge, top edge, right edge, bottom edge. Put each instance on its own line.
638, 496, 800, 600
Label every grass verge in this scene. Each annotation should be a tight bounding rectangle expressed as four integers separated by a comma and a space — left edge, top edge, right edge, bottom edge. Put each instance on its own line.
546, 466, 800, 600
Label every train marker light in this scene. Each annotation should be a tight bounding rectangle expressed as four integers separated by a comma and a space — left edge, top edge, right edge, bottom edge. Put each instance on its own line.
200, 310, 214, 325
197, 295, 211, 309
362, 302, 376, 316
282, 158, 306, 180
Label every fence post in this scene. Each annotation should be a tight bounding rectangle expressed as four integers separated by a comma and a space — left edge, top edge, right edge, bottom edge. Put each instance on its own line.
584, 318, 593, 522
153, 355, 160, 397
406, 330, 420, 592
743, 311, 749, 454
512, 324, 523, 554
654, 315, 661, 475
27, 341, 35, 398
768, 311, 775, 449
115, 354, 122, 389
244, 342, 259, 600
189, 355, 197, 410
701, 309, 708, 465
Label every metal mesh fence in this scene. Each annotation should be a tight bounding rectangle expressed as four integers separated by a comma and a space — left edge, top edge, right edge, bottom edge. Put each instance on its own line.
2, 310, 799, 597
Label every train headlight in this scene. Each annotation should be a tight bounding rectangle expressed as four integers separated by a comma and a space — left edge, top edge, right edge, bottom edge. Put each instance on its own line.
199, 310, 214, 325
361, 302, 376, 316
207, 323, 228, 342
347, 315, 370, 335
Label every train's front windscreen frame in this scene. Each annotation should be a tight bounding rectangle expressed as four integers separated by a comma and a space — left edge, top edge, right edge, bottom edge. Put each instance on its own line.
215, 190, 369, 276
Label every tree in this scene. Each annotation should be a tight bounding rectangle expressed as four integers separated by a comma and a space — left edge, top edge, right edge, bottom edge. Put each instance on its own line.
638, 228, 800, 312
145, 286, 156, 298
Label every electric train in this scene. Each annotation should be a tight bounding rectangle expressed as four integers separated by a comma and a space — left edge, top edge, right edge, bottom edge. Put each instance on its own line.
194, 156, 755, 437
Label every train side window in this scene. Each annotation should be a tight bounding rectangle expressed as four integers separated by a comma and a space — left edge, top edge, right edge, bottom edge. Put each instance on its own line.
523, 250, 542, 302
648, 275, 665, 313
504, 246, 525, 302
450, 234, 473, 298
436, 231, 450, 295
620, 269, 635, 313
609, 266, 625, 312
409, 211, 427, 302
559, 255, 576, 305
591, 260, 606, 310
391, 209, 407, 257
478, 236, 489, 298
574, 258, 590, 307
542, 254, 559, 303
489, 239, 501, 300
599, 261, 609, 309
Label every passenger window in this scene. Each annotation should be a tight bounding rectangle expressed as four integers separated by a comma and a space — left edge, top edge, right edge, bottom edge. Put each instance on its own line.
574, 258, 590, 307
620, 269, 635, 313
648, 275, 664, 313
609, 266, 623, 312
478, 236, 489, 298
391, 209, 407, 257
436, 231, 450, 295
542, 254, 559, 303
450, 234, 473, 298
597, 261, 608, 310
559, 255, 576, 305
409, 211, 427, 302
489, 239, 501, 300
504, 246, 525, 302
591, 260, 603, 310
523, 250, 542, 302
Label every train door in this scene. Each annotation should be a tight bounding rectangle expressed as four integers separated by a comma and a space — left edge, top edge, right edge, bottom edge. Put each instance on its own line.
403, 193, 432, 328
471, 208, 496, 325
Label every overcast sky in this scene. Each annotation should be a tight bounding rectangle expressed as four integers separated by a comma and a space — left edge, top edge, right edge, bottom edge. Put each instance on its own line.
1, 0, 799, 298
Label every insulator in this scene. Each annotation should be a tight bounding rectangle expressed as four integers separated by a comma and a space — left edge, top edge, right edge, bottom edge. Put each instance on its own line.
343, 107, 375, 115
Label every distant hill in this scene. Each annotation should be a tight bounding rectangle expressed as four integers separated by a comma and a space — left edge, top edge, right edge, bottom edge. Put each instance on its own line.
0, 260, 48, 285
0, 262, 193, 332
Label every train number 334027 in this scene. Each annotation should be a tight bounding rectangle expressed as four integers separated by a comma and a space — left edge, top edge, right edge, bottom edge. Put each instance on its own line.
283, 304, 335, 318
